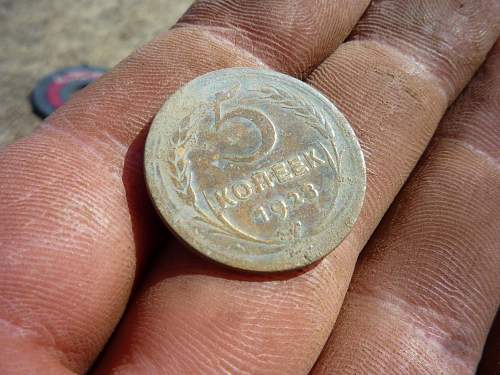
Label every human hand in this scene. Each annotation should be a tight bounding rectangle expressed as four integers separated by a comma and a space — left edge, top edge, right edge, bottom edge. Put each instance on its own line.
0, 1, 499, 374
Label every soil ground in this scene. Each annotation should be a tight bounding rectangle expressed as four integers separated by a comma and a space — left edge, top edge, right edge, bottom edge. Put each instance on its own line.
0, 0, 192, 147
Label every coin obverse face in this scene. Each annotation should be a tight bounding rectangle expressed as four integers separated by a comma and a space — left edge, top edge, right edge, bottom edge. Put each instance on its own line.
145, 68, 366, 272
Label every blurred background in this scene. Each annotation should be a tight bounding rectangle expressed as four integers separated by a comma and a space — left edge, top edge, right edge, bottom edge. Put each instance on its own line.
0, 0, 193, 148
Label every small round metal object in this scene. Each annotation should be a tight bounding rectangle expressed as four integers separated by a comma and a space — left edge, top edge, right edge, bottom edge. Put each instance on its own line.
145, 68, 366, 272
31, 66, 106, 118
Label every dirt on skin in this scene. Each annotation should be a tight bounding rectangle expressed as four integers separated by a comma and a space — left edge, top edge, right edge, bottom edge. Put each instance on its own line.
0, 0, 192, 148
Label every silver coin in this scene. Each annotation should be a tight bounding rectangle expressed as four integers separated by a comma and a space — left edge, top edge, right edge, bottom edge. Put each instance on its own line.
145, 68, 366, 272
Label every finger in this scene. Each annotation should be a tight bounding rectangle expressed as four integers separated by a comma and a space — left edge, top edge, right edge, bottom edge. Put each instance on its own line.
311, 39, 500, 375
478, 311, 500, 374
93, 2, 500, 374
0, 1, 370, 373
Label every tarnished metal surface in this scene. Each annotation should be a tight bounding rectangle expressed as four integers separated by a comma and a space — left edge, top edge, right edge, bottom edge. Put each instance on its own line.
145, 68, 366, 272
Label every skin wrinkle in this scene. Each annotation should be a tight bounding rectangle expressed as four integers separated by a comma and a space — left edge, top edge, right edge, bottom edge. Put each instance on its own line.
350, 0, 500, 101
0, 297, 59, 351
4, 254, 124, 369
0, 140, 126, 254
0, 308, 70, 372
179, 25, 269, 68
37, 122, 128, 188
319, 250, 495, 373
176, 0, 371, 77
433, 44, 500, 161
442, 138, 500, 171
40, 122, 126, 178
0, 334, 75, 375
349, 292, 476, 372
354, 39, 449, 100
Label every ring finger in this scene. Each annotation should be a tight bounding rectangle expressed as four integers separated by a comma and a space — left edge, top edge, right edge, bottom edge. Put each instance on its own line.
312, 39, 500, 375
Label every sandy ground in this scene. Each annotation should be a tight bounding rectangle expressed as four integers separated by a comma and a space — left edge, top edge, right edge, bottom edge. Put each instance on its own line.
0, 0, 193, 147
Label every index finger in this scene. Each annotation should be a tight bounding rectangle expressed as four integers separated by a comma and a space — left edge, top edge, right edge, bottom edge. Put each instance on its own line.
0, 1, 370, 373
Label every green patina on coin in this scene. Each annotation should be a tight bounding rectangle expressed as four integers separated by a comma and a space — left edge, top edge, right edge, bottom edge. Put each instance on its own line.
145, 68, 366, 272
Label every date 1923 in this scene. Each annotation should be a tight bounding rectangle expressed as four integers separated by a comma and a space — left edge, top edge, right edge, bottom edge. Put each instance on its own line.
252, 183, 319, 224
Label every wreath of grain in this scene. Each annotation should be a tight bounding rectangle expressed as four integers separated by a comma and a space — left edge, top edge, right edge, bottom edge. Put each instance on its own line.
245, 86, 343, 172
165, 106, 273, 244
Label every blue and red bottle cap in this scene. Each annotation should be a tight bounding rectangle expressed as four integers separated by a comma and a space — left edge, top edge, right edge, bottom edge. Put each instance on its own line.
31, 65, 106, 118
